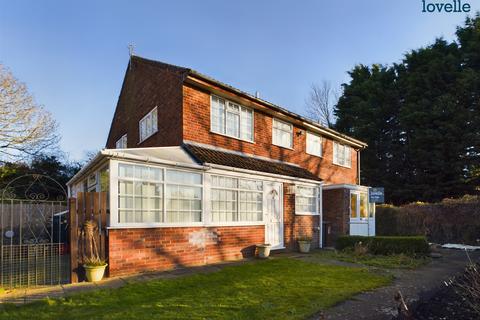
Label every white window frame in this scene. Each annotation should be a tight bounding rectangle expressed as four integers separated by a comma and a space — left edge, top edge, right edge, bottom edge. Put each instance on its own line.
116, 134, 127, 149
295, 185, 320, 215
350, 190, 368, 221
210, 95, 254, 143
306, 132, 322, 157
210, 174, 264, 223
333, 141, 352, 168
139, 107, 158, 143
272, 118, 293, 149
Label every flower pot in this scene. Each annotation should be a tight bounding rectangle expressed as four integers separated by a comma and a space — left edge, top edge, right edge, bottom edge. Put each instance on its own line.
298, 240, 311, 253
84, 264, 108, 282
256, 244, 272, 258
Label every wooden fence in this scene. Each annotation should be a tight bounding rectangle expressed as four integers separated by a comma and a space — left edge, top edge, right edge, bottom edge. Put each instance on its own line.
69, 192, 108, 283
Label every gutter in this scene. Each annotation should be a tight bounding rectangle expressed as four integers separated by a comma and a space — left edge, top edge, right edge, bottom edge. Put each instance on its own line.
67, 149, 208, 186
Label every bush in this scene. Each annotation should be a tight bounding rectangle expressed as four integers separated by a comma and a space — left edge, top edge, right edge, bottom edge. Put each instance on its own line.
335, 235, 430, 256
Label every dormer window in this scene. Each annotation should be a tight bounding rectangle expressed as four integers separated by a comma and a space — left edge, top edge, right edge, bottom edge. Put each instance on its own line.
210, 95, 254, 142
116, 134, 127, 149
139, 107, 158, 143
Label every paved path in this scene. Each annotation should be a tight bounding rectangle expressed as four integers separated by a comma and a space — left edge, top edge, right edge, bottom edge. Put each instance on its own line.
319, 249, 480, 320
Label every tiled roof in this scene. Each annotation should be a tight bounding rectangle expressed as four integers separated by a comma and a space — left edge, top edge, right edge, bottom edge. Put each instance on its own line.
184, 144, 322, 182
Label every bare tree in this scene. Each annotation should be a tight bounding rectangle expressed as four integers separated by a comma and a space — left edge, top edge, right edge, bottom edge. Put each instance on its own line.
0, 64, 58, 162
305, 81, 338, 128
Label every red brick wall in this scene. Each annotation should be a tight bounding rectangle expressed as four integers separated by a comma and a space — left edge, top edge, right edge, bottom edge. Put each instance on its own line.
322, 188, 350, 247
106, 58, 185, 149
283, 183, 321, 250
107, 226, 264, 277
183, 83, 358, 184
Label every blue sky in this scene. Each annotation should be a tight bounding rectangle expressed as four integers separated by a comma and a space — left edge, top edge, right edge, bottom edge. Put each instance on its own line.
0, 1, 477, 160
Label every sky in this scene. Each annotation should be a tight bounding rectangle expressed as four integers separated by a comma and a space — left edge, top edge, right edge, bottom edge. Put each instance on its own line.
0, 0, 477, 160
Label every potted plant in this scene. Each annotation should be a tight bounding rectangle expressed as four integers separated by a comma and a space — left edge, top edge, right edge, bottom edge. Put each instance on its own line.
84, 257, 108, 282
256, 243, 272, 258
82, 220, 108, 282
297, 235, 312, 253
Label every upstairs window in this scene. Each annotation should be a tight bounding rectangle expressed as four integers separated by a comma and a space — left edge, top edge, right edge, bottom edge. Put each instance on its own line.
210, 96, 254, 142
272, 118, 293, 149
333, 142, 351, 167
115, 134, 127, 149
306, 132, 322, 157
139, 107, 158, 143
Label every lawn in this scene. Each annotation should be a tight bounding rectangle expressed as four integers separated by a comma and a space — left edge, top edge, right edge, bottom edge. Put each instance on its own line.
0, 258, 391, 320
311, 250, 430, 269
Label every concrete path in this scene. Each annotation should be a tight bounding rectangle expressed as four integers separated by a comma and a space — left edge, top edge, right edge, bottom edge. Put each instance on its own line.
318, 249, 479, 320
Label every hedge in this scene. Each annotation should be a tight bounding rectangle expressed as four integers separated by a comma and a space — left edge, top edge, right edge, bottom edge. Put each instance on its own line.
335, 235, 430, 256
376, 197, 480, 245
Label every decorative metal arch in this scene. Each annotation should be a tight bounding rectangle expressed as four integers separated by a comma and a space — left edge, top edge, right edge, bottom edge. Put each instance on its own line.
1, 174, 67, 202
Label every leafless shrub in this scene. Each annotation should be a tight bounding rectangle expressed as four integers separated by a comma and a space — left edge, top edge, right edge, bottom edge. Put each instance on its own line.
451, 252, 480, 316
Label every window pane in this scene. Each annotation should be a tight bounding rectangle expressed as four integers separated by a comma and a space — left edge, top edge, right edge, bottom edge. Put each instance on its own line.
119, 164, 133, 178
211, 96, 225, 134
226, 111, 240, 137
166, 170, 202, 185
360, 193, 368, 218
350, 193, 358, 218
240, 107, 253, 141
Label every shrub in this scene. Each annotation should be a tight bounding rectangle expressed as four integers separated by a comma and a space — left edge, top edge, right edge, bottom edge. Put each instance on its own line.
335, 235, 430, 256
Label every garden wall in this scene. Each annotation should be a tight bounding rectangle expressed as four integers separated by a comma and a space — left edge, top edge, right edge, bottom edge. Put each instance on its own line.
376, 196, 480, 245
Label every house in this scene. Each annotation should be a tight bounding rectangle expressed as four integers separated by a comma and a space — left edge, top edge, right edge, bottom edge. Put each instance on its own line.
67, 56, 374, 277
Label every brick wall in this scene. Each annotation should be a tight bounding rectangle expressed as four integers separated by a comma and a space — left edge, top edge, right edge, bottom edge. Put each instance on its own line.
106, 58, 185, 149
322, 188, 350, 247
182, 83, 358, 185
283, 183, 321, 250
107, 226, 264, 277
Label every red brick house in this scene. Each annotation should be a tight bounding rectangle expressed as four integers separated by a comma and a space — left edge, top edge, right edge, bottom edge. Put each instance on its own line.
68, 56, 374, 277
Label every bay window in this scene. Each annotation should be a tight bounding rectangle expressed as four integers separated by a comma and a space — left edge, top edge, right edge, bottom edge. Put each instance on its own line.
333, 142, 351, 167
211, 175, 263, 222
295, 185, 318, 214
211, 95, 254, 142
273, 118, 293, 148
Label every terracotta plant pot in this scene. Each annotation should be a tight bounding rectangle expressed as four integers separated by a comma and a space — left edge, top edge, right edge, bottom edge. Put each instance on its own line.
298, 240, 311, 253
84, 264, 108, 282
256, 244, 272, 258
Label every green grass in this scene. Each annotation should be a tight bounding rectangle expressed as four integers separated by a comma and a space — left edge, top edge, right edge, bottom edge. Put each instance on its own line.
0, 258, 391, 320
312, 250, 430, 269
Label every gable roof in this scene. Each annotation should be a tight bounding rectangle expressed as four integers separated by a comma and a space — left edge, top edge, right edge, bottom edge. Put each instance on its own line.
183, 143, 322, 182
130, 55, 367, 149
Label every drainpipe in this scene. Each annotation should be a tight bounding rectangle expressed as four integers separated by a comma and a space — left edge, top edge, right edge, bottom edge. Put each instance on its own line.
357, 150, 361, 185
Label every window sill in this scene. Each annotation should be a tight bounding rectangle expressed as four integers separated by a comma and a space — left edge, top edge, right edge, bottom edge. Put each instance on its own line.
272, 142, 294, 150
138, 130, 158, 145
332, 162, 351, 169
107, 221, 266, 229
306, 152, 323, 158
295, 212, 320, 216
209, 130, 255, 144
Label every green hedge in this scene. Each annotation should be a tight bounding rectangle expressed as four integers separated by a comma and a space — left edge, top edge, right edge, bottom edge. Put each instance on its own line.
335, 235, 430, 256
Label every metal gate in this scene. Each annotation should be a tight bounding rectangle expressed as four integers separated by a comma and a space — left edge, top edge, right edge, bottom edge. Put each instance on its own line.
0, 174, 70, 288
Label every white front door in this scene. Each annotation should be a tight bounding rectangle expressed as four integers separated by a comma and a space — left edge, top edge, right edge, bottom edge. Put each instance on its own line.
349, 191, 375, 236
264, 182, 284, 249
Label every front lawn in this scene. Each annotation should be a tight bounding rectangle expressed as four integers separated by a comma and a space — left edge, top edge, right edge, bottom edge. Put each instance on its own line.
0, 258, 391, 320
311, 250, 430, 269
